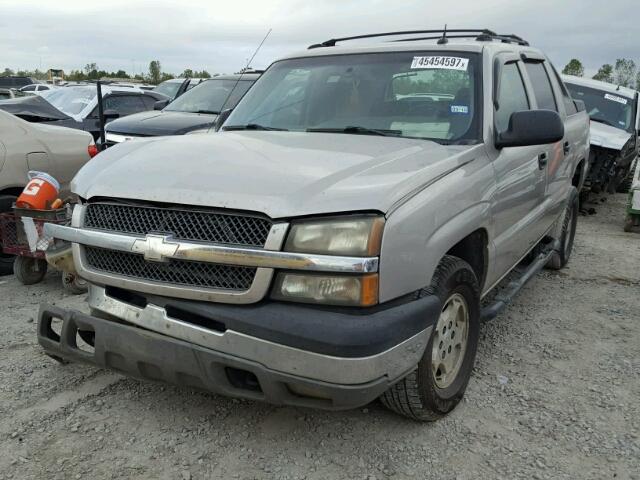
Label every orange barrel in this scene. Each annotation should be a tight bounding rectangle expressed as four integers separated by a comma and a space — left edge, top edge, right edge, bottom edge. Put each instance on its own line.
16, 172, 60, 210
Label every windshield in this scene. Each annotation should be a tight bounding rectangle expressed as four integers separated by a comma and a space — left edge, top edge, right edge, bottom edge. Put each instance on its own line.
225, 52, 480, 143
41, 86, 95, 116
565, 82, 635, 132
164, 79, 254, 114
153, 80, 182, 99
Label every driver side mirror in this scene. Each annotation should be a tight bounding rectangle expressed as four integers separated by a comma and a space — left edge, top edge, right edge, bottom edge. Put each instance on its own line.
154, 99, 170, 110
214, 108, 233, 132
102, 109, 120, 122
496, 110, 564, 149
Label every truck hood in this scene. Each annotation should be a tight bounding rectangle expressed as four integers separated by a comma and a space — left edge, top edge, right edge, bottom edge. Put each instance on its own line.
589, 120, 632, 150
72, 131, 478, 218
106, 110, 217, 136
0, 95, 71, 121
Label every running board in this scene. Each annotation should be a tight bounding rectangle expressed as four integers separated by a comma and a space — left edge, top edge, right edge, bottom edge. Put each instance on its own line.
480, 240, 558, 322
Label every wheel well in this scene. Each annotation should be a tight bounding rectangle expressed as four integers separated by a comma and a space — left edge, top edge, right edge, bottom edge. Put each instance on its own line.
572, 159, 585, 187
446, 229, 488, 289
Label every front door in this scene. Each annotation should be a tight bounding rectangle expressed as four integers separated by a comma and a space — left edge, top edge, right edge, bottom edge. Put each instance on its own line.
487, 60, 548, 286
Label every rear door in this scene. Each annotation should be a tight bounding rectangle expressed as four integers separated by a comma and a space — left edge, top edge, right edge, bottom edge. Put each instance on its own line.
522, 57, 580, 229
489, 55, 548, 280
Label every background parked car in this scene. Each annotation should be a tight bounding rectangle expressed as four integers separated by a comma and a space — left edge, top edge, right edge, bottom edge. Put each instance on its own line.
0, 88, 17, 100
563, 75, 639, 194
0, 85, 168, 140
0, 109, 96, 275
20, 84, 56, 95
152, 77, 205, 100
104, 73, 260, 145
0, 76, 39, 89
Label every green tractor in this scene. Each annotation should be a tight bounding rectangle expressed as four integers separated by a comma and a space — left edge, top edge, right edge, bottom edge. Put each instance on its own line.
624, 158, 640, 232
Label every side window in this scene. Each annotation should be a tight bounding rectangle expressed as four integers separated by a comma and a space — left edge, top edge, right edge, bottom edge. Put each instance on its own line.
495, 62, 530, 133
140, 95, 158, 109
103, 95, 147, 116
22, 85, 36, 91
549, 64, 578, 115
524, 62, 558, 111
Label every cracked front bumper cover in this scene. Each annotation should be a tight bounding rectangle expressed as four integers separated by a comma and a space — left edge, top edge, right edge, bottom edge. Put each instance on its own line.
37, 304, 431, 410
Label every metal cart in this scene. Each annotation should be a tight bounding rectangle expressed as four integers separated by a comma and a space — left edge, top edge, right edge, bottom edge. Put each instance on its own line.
0, 206, 87, 292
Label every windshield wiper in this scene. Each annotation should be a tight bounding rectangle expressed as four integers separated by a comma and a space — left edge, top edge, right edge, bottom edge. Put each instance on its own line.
306, 126, 402, 137
194, 109, 220, 115
590, 117, 614, 127
223, 124, 288, 131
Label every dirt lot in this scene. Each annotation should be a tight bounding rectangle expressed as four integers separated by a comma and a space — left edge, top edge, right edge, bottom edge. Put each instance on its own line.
1, 193, 639, 480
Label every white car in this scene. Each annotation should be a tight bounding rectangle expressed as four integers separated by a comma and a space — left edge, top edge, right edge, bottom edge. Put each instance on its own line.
563, 75, 639, 194
20, 84, 56, 95
0, 109, 96, 275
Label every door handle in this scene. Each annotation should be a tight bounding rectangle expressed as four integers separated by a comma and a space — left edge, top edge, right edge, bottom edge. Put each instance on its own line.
538, 153, 548, 169
563, 142, 571, 155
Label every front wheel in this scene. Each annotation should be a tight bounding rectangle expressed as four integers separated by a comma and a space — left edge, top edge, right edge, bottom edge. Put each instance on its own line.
547, 187, 579, 270
380, 255, 480, 421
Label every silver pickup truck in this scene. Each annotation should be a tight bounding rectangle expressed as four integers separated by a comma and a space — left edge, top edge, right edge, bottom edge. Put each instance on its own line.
39, 29, 589, 421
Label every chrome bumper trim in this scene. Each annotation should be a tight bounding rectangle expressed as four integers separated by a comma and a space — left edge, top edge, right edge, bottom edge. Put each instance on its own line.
88, 285, 429, 385
45, 223, 379, 274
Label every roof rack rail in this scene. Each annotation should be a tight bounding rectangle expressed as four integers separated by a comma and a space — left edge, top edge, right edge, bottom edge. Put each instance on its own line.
308, 29, 529, 49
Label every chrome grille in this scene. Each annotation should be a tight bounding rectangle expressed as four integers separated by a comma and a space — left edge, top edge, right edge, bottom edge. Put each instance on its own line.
85, 247, 256, 291
84, 203, 272, 247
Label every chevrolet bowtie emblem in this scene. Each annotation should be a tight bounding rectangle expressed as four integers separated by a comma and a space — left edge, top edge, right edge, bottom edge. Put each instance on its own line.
131, 234, 179, 262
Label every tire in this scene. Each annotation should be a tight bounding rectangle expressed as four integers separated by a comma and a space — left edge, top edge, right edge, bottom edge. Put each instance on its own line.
616, 159, 636, 194
62, 272, 88, 295
547, 187, 579, 270
0, 194, 17, 276
380, 255, 480, 421
624, 215, 635, 232
13, 256, 48, 285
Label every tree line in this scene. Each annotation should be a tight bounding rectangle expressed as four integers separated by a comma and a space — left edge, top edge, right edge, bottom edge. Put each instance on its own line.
562, 58, 640, 90
1, 60, 212, 85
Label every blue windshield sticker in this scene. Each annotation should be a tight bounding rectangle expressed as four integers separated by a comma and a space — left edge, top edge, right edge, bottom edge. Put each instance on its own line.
451, 105, 469, 114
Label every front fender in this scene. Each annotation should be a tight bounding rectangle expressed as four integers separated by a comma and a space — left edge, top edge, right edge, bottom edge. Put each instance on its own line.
378, 156, 494, 303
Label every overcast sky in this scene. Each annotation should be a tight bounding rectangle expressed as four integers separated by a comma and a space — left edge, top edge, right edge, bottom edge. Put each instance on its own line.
0, 0, 637, 78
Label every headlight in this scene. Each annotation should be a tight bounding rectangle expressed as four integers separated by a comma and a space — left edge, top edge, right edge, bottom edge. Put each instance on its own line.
272, 273, 378, 307
285, 215, 384, 256
273, 215, 384, 306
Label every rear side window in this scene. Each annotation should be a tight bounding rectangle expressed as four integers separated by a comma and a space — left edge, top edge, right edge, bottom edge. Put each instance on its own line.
524, 62, 558, 111
104, 95, 147, 116
495, 62, 530, 133
549, 64, 578, 115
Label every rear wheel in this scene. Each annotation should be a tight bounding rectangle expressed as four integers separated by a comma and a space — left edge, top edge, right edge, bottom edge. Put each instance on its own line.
547, 187, 578, 270
380, 255, 480, 421
0, 195, 17, 276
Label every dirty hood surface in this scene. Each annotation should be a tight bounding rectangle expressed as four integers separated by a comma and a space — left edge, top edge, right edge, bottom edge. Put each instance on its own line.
0, 95, 70, 121
73, 131, 476, 218
106, 110, 217, 136
589, 120, 632, 151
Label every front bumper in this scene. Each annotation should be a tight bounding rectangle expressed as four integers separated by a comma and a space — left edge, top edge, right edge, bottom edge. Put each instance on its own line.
37, 286, 438, 410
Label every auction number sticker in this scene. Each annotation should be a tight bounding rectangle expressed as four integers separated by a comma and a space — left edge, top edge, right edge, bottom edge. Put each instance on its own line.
411, 56, 469, 70
604, 93, 628, 105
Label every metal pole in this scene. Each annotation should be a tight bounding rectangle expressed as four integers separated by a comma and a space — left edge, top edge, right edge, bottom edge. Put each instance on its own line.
96, 81, 106, 150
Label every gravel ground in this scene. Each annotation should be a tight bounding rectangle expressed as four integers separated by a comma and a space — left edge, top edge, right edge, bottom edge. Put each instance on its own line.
1, 193, 639, 480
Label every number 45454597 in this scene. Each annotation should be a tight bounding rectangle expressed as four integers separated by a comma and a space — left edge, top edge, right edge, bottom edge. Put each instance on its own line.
411, 56, 469, 71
